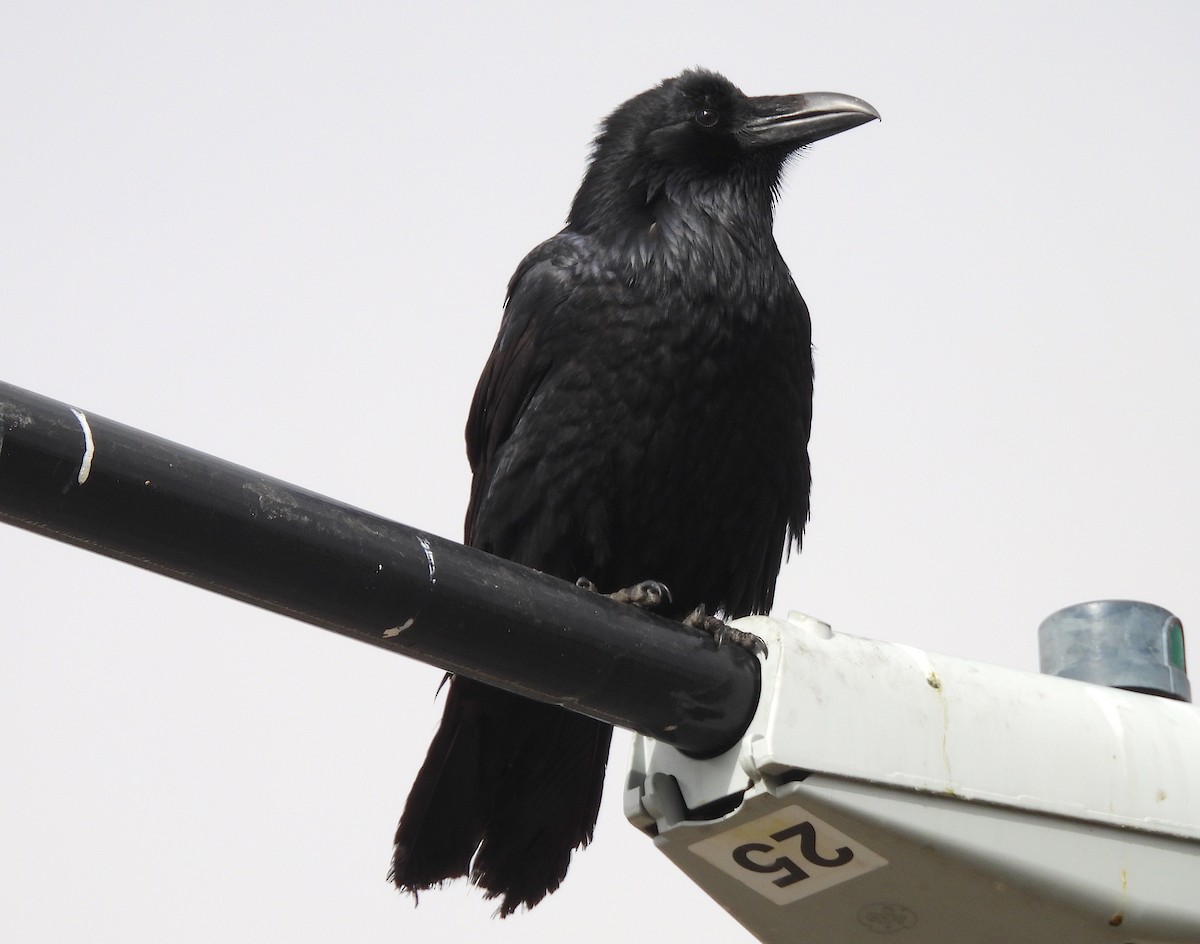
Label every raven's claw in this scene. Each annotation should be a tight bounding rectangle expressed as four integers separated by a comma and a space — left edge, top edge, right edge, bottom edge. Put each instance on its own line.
577, 577, 672, 610
684, 604, 768, 657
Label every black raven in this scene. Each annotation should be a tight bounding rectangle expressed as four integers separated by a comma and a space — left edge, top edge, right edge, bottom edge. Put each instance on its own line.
390, 68, 877, 915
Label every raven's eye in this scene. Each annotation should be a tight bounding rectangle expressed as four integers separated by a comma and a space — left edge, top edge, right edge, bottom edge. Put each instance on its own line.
694, 107, 719, 128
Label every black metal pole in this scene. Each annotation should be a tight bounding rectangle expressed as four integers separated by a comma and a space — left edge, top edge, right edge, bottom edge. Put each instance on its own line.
0, 380, 759, 756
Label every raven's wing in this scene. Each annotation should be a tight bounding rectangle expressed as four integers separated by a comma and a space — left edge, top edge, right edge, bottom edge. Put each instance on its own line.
463, 236, 582, 550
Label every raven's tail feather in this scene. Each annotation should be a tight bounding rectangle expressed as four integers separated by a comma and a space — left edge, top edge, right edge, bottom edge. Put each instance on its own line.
389, 676, 612, 915
389, 678, 492, 894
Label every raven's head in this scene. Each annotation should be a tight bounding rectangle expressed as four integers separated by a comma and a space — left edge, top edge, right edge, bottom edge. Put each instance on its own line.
567, 69, 878, 237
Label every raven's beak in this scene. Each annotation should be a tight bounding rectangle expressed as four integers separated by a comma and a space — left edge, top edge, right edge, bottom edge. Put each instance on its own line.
741, 92, 879, 150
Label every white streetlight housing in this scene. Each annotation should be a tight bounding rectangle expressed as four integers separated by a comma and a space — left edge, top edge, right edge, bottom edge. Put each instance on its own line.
626, 611, 1200, 943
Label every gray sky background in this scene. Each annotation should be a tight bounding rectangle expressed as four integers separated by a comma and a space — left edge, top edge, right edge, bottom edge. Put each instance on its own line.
3, 2, 1198, 941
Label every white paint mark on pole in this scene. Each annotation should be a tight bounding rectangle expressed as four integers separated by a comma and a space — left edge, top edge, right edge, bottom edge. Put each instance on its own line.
418, 535, 436, 586
383, 618, 416, 638
70, 408, 95, 484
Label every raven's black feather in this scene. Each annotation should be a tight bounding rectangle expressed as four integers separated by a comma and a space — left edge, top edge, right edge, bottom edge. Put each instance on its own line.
391, 68, 876, 916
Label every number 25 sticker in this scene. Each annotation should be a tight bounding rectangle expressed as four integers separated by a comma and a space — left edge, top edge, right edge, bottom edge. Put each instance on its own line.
690, 805, 887, 905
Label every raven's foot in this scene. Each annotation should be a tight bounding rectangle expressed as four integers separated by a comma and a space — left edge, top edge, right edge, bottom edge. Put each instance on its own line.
685, 605, 769, 658
576, 577, 672, 610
